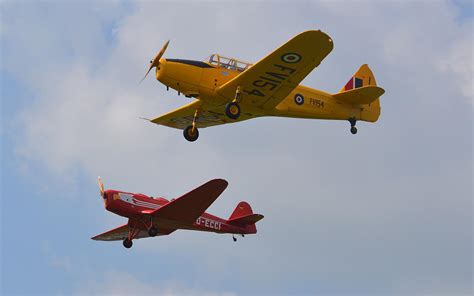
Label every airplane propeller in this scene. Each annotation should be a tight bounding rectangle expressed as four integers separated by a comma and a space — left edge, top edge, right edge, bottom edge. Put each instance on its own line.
141, 40, 170, 83
98, 176, 105, 198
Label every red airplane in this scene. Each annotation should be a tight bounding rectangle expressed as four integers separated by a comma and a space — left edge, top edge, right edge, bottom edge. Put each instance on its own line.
92, 178, 264, 248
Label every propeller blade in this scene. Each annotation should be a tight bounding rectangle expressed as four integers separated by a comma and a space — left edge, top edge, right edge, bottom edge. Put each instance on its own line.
98, 176, 105, 197
141, 40, 170, 83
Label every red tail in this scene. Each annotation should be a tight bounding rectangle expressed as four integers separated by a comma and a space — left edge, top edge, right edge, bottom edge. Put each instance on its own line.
228, 202, 264, 234
229, 201, 254, 220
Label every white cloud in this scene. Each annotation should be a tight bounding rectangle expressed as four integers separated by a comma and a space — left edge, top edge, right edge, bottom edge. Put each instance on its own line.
78, 270, 235, 296
437, 29, 474, 103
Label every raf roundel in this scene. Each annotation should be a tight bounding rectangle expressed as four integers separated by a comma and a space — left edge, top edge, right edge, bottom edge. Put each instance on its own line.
294, 94, 304, 105
281, 53, 302, 63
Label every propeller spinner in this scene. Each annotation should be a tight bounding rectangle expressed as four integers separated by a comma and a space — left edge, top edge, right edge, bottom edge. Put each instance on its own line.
141, 40, 170, 82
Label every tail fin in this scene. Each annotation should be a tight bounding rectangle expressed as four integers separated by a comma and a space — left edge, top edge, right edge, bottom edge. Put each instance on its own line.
339, 64, 377, 92
336, 64, 383, 122
228, 201, 264, 234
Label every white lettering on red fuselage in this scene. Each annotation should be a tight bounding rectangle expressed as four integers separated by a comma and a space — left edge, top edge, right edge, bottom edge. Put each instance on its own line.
195, 217, 221, 230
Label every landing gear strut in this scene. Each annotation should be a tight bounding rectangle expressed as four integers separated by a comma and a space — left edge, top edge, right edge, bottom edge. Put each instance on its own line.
232, 235, 237, 242
225, 86, 242, 120
123, 220, 141, 249
183, 109, 200, 142
349, 118, 358, 135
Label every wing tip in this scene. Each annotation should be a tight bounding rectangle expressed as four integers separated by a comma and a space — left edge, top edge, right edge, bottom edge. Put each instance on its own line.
210, 178, 229, 188
295, 30, 334, 52
300, 29, 332, 40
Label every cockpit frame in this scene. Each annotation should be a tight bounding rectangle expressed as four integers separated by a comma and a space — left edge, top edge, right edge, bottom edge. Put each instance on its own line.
204, 54, 252, 72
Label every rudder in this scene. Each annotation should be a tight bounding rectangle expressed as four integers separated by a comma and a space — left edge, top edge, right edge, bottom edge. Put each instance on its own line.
228, 201, 263, 234
228, 201, 254, 220
339, 64, 377, 92
339, 64, 382, 122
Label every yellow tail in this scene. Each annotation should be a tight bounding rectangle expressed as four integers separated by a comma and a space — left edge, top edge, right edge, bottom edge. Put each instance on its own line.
338, 64, 383, 122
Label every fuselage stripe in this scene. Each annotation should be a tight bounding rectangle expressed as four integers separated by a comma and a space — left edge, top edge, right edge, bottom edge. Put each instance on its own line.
131, 199, 160, 209
133, 201, 159, 208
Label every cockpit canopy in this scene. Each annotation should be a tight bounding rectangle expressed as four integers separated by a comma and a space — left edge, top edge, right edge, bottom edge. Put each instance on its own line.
203, 54, 252, 72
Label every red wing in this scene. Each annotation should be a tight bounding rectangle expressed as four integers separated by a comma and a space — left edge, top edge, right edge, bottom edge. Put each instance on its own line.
91, 224, 175, 241
150, 179, 228, 224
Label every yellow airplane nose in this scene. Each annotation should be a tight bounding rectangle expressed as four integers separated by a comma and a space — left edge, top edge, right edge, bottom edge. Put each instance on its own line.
155, 58, 167, 81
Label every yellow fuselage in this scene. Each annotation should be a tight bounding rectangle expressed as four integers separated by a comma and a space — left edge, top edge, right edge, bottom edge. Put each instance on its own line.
155, 58, 379, 123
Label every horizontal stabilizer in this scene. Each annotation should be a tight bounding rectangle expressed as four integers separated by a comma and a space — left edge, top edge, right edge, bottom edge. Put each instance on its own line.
229, 213, 264, 225
333, 85, 385, 105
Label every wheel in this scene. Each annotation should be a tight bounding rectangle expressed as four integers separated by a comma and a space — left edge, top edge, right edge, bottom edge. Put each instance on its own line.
233, 236, 237, 242
350, 126, 358, 135
123, 238, 133, 249
148, 227, 158, 237
225, 102, 241, 119
183, 125, 199, 142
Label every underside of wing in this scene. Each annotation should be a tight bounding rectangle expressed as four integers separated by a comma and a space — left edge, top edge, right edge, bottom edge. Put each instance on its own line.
216, 30, 334, 110
91, 223, 175, 241
91, 224, 133, 241
149, 179, 228, 224
149, 99, 257, 130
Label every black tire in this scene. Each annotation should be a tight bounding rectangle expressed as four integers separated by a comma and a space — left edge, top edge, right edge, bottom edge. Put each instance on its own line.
123, 238, 133, 249
183, 125, 199, 142
350, 126, 358, 135
225, 102, 241, 120
148, 227, 158, 237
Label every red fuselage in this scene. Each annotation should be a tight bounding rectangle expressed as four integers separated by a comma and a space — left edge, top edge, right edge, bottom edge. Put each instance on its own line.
102, 189, 256, 235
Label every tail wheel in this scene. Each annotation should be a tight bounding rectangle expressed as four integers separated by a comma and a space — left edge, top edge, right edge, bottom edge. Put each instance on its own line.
225, 102, 241, 120
123, 238, 133, 249
349, 118, 357, 135
183, 125, 199, 142
148, 227, 158, 237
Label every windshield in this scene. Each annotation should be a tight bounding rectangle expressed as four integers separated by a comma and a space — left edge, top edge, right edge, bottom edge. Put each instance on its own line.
204, 54, 251, 72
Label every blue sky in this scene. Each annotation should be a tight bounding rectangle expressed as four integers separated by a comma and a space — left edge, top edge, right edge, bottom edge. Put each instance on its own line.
1, 1, 472, 295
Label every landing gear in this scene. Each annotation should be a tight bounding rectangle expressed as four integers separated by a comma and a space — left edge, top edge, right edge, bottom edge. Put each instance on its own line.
183, 125, 199, 142
225, 102, 241, 120
349, 118, 358, 135
123, 220, 142, 249
148, 226, 158, 237
183, 109, 200, 142
231, 233, 244, 242
225, 86, 242, 120
123, 238, 133, 249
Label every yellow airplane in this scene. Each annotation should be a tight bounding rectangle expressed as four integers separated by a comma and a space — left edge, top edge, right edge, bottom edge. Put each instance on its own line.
142, 30, 385, 141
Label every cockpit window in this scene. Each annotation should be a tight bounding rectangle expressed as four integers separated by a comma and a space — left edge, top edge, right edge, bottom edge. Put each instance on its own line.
203, 54, 252, 72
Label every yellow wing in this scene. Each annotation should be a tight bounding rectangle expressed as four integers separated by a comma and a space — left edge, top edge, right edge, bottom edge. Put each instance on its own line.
150, 99, 257, 129
216, 30, 334, 110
